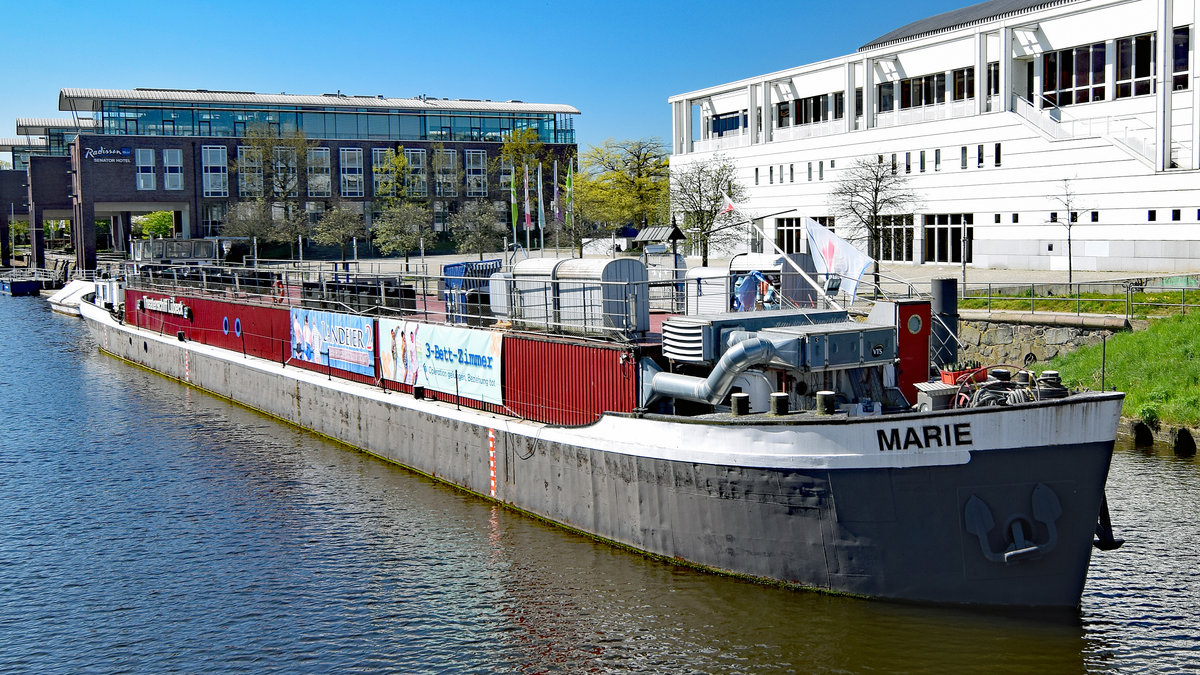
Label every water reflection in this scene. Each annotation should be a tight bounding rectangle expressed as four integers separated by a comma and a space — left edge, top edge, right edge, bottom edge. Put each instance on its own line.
0, 297, 1196, 673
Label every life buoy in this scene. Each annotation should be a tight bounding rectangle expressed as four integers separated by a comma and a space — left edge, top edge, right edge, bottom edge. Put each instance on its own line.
273, 279, 285, 303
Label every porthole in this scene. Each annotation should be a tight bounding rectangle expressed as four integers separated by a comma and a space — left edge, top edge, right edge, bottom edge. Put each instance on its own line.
907, 315, 923, 334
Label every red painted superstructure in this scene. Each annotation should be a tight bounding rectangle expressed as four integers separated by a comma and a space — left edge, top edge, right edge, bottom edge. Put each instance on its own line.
503, 335, 637, 426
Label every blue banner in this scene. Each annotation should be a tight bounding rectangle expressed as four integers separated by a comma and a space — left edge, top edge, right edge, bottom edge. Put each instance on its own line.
290, 308, 375, 376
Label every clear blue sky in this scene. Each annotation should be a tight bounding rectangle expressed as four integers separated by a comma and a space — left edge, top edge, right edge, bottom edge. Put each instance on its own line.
2, 0, 970, 159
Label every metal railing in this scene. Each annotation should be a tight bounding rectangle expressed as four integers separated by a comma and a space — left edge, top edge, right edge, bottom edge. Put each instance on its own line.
961, 277, 1200, 318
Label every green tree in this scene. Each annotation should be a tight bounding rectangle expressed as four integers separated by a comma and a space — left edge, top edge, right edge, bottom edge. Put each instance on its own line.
581, 138, 669, 229
669, 154, 747, 266
313, 206, 366, 260
372, 147, 410, 210
373, 201, 433, 264
138, 210, 176, 238
499, 128, 547, 174
449, 200, 505, 260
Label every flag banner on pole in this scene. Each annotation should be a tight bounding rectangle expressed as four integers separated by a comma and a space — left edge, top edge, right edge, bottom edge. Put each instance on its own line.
553, 160, 561, 223
720, 191, 736, 214
565, 160, 573, 231
509, 167, 518, 238
537, 164, 545, 233
523, 165, 533, 231
804, 218, 873, 303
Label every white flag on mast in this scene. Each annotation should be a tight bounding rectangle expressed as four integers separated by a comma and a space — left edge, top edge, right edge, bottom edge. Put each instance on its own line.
804, 218, 873, 302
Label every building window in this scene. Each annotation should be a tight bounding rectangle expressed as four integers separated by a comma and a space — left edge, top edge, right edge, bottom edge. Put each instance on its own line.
164, 149, 183, 190
466, 149, 487, 197
872, 214, 915, 262
372, 148, 392, 196
952, 67, 975, 101
201, 145, 228, 197
1116, 33, 1155, 98
898, 73, 946, 109
922, 214, 973, 263
994, 213, 1001, 223
434, 149, 457, 197
905, 152, 911, 174
135, 149, 155, 190
1172, 209, 1182, 221
769, 166, 774, 184
790, 93, 832, 125
499, 160, 513, 194
1050, 212, 1059, 222
960, 146, 967, 170
890, 154, 897, 175
987, 62, 1000, 96
340, 147, 364, 197
807, 163, 812, 181
237, 146, 263, 198
819, 161, 824, 180
712, 111, 744, 137
1148, 209, 1157, 221
274, 147, 298, 197
1174, 27, 1190, 90
789, 164, 794, 182
1042, 42, 1106, 107
934, 149, 941, 171
405, 148, 427, 197
1013, 213, 1019, 223
1092, 211, 1099, 222
307, 148, 331, 197
877, 82, 895, 112
432, 201, 448, 232
994, 143, 1001, 167
200, 203, 226, 238
919, 151, 926, 173
977, 144, 984, 168
755, 167, 760, 185
775, 217, 806, 254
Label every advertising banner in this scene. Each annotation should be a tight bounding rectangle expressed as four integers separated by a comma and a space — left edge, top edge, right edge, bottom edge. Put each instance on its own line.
290, 308, 375, 376
379, 318, 502, 404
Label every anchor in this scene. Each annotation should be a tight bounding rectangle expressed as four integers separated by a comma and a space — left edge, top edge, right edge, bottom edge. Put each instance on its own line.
964, 483, 1062, 564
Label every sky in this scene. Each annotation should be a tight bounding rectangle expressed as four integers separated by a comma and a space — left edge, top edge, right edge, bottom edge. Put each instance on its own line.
1, 0, 973, 160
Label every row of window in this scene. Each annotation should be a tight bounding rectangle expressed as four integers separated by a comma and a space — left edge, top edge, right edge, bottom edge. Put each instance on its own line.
1041, 29, 1189, 108
755, 159, 837, 185
138, 146, 499, 199
102, 101, 574, 145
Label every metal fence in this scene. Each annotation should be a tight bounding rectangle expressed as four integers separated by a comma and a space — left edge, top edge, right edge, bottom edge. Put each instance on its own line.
960, 276, 1200, 318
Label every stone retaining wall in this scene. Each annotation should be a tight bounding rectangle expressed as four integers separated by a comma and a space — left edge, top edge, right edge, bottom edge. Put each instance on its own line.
952, 311, 1137, 367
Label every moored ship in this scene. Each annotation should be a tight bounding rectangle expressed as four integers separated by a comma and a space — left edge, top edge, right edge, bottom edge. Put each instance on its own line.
77, 250, 1124, 609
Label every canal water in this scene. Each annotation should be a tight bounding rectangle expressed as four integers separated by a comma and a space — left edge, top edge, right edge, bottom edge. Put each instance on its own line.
1, 296, 1197, 674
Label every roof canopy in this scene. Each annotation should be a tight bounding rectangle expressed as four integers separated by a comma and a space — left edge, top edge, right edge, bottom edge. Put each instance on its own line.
860, 0, 1068, 50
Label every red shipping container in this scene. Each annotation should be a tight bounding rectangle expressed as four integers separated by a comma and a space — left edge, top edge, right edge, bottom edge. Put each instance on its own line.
503, 334, 637, 426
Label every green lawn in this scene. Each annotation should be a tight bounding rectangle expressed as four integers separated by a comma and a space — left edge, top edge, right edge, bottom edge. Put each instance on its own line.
1046, 312, 1200, 427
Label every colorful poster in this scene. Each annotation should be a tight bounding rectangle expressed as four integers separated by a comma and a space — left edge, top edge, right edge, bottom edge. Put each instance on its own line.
379, 318, 503, 404
290, 308, 375, 376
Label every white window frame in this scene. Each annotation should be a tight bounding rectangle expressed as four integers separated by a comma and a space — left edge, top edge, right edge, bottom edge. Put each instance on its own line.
274, 147, 298, 197
237, 146, 263, 198
435, 149, 457, 197
307, 147, 331, 198
405, 148, 427, 197
163, 149, 183, 190
135, 148, 155, 190
201, 145, 228, 198
340, 147, 364, 197
465, 149, 487, 197
372, 147, 391, 196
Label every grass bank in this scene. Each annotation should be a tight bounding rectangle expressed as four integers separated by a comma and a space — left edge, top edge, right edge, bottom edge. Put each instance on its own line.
1045, 312, 1200, 427
960, 289, 1199, 317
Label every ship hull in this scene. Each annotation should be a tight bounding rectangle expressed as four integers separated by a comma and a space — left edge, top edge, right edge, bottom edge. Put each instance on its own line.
80, 299, 1120, 608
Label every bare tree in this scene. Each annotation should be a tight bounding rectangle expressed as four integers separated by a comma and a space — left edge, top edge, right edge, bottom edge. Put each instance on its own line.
828, 155, 919, 291
669, 153, 747, 266
1051, 178, 1084, 284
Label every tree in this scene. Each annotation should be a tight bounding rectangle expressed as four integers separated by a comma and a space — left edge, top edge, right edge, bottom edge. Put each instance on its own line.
1051, 178, 1084, 284
219, 198, 276, 242
581, 138, 669, 229
138, 210, 175, 238
373, 201, 433, 264
230, 124, 314, 223
499, 128, 547, 175
313, 206, 366, 260
449, 200, 506, 260
669, 154, 747, 266
372, 147, 410, 210
828, 155, 919, 292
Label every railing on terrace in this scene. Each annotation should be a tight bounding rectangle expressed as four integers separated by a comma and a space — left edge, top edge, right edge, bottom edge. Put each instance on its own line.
959, 276, 1200, 318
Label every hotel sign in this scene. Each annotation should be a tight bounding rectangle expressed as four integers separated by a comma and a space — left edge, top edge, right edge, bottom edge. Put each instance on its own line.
84, 146, 132, 163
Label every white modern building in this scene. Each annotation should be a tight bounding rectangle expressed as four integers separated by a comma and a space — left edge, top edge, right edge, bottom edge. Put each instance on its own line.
669, 0, 1200, 273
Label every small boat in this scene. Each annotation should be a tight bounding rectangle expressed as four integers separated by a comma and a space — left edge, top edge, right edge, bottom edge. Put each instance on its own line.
46, 279, 96, 316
